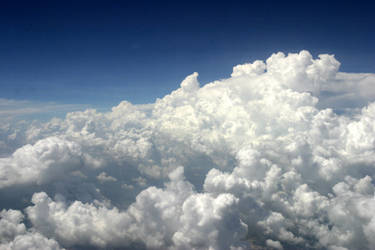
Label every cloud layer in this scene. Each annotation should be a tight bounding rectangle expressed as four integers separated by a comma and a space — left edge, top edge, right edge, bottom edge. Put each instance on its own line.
1, 50, 375, 249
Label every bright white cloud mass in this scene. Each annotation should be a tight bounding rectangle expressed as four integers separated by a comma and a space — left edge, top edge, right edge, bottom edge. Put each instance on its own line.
1, 51, 375, 249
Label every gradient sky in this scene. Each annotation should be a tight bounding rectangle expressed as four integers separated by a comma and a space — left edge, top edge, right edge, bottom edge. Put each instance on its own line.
0, 0, 374, 109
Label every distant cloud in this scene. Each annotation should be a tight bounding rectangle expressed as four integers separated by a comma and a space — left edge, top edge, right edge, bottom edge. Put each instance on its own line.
0, 98, 89, 121
97, 172, 117, 183
1, 51, 375, 249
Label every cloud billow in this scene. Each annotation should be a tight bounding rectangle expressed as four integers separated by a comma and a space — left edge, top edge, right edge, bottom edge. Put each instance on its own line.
1, 50, 375, 249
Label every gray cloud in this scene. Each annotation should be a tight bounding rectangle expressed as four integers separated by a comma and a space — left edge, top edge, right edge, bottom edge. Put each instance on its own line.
0, 209, 62, 250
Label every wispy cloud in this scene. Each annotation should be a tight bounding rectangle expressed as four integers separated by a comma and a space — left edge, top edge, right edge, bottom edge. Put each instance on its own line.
0, 98, 89, 121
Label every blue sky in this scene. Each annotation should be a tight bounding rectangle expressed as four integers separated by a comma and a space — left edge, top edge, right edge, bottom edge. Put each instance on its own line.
0, 0, 374, 109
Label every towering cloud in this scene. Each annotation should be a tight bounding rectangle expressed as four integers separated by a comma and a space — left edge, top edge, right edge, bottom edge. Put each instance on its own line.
1, 51, 375, 249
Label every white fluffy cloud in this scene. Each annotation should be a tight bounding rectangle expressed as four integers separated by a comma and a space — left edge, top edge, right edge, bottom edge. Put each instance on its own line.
0, 137, 82, 188
25, 167, 247, 249
1, 50, 375, 249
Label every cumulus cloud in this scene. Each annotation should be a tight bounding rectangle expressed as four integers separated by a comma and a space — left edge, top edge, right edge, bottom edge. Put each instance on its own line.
266, 239, 284, 250
0, 137, 82, 188
0, 209, 62, 250
25, 167, 247, 249
0, 209, 26, 244
1, 50, 375, 249
97, 172, 117, 183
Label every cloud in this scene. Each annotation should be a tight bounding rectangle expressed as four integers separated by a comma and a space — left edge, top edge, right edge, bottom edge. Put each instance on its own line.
25, 167, 247, 249
1, 50, 375, 249
0, 98, 88, 121
0, 137, 82, 188
0, 209, 63, 250
266, 239, 284, 250
97, 172, 117, 183
0, 209, 26, 244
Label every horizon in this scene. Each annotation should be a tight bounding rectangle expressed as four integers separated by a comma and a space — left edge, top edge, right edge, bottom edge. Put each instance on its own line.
1, 1, 374, 111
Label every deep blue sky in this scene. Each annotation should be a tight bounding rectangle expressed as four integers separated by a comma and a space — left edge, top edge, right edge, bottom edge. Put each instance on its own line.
0, 0, 374, 108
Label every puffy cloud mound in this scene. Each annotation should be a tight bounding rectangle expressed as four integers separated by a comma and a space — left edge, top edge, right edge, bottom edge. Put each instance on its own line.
0, 209, 62, 250
1, 50, 375, 249
25, 167, 247, 249
0, 137, 82, 188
